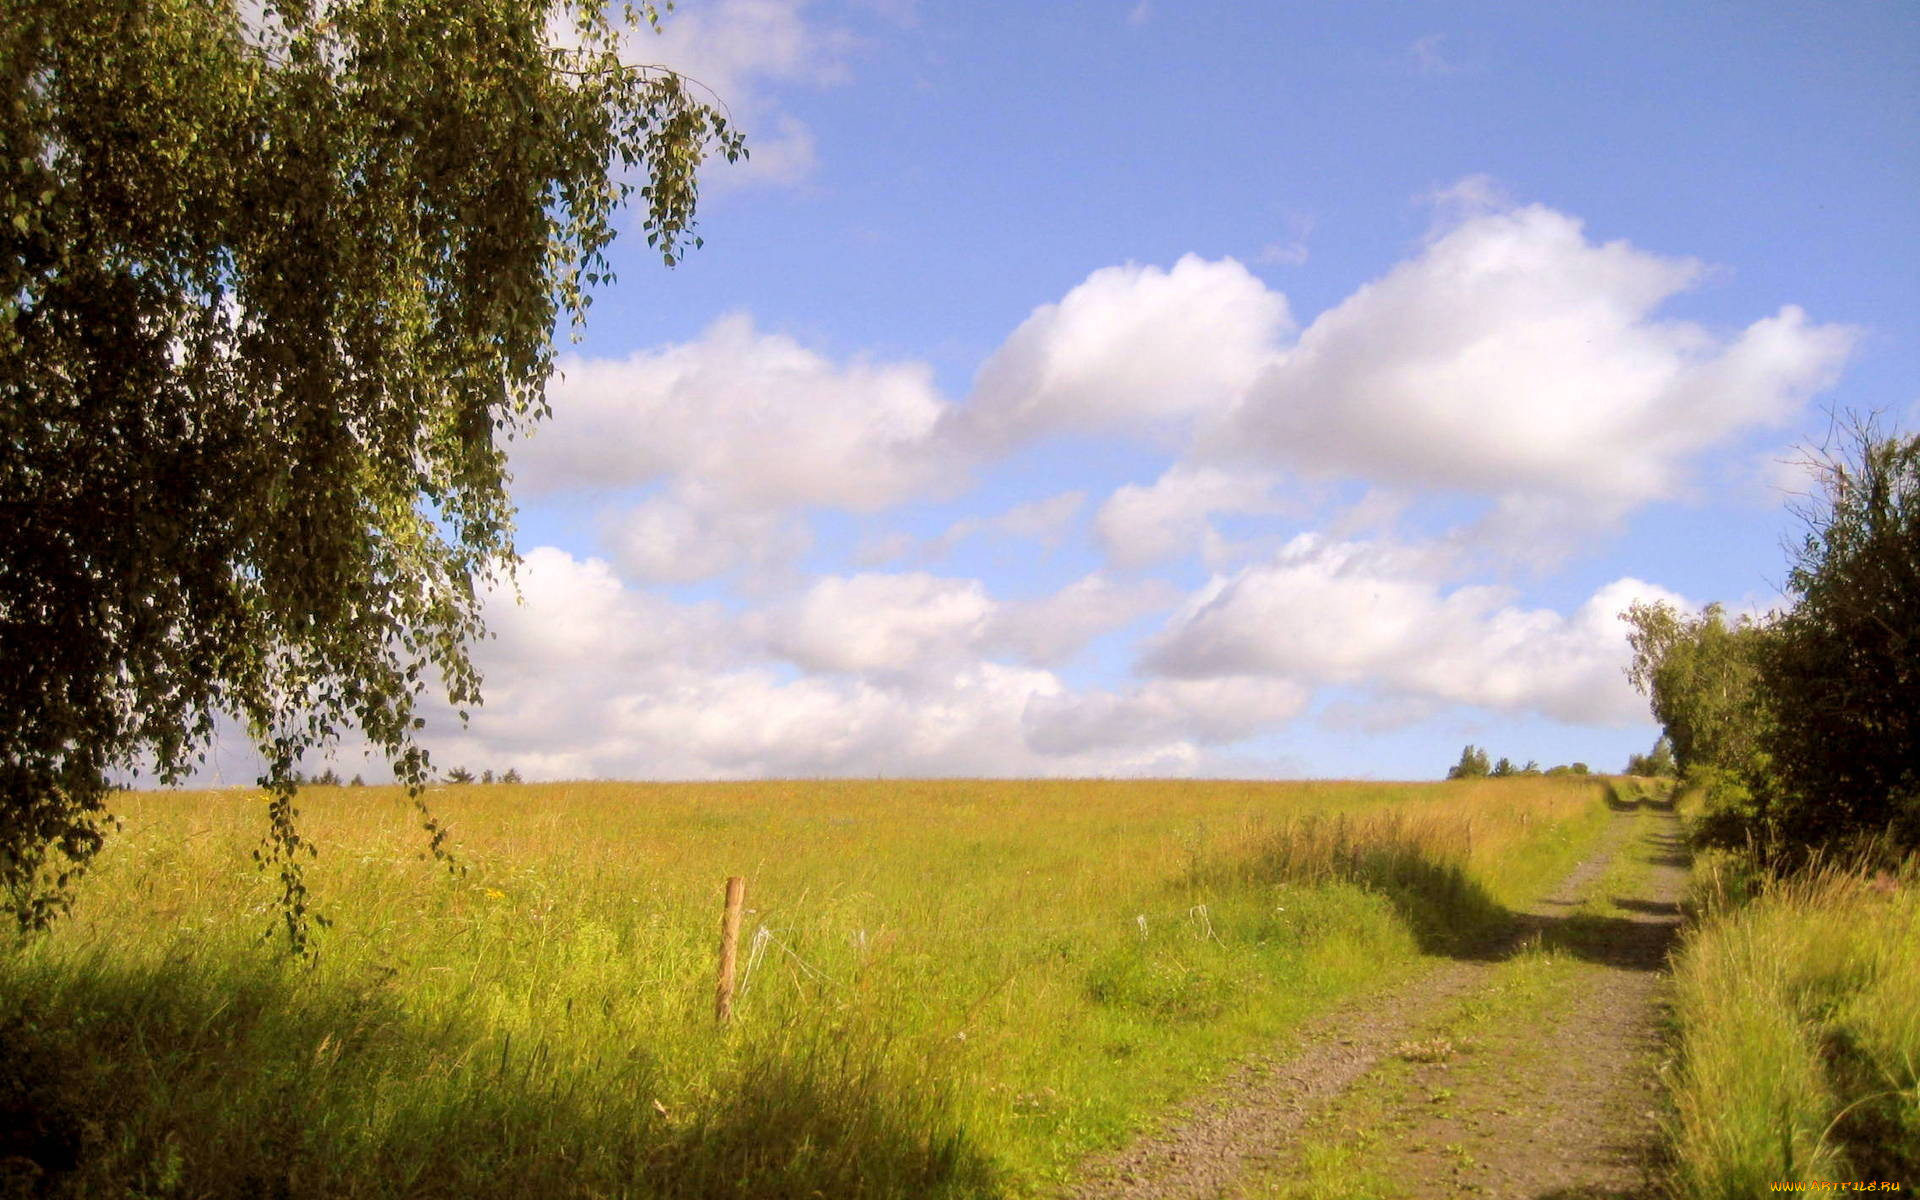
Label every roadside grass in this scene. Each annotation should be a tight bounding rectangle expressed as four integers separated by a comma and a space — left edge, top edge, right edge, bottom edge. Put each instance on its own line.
0, 776, 1609, 1198
1665, 849, 1920, 1197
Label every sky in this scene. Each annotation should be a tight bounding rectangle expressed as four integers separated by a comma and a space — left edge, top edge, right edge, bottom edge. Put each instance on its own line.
215, 0, 1919, 785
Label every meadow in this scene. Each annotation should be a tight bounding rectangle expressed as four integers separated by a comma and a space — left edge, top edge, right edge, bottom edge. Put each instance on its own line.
1665, 843, 1920, 1196
0, 776, 1613, 1197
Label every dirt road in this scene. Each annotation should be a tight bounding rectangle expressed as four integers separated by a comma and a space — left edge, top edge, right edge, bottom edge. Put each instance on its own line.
1069, 792, 1688, 1200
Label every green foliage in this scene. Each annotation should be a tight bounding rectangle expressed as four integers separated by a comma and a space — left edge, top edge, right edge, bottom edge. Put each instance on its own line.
0, 0, 741, 939
443, 767, 475, 785
1623, 601, 1772, 779
500, 768, 523, 785
1445, 744, 1490, 780
1759, 420, 1920, 851
1626, 419, 1920, 854
1623, 735, 1677, 778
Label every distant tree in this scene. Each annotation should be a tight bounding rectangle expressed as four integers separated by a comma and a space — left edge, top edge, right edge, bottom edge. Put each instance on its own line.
1446, 744, 1491, 780
1624, 736, 1677, 778
480, 769, 494, 785
501, 768, 524, 785
315, 768, 342, 787
1519, 760, 1541, 776
0, 0, 742, 940
349, 775, 366, 788
444, 767, 475, 785
1491, 757, 1516, 778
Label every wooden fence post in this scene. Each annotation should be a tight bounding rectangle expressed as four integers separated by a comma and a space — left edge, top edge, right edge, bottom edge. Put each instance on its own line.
715, 875, 746, 1024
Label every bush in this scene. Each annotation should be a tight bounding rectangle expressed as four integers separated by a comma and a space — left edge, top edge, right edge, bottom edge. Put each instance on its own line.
1758, 422, 1920, 852
1626, 418, 1919, 856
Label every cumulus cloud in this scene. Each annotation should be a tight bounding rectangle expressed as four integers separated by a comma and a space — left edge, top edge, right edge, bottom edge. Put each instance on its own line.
634, 0, 858, 188
752, 568, 1172, 675
606, 661, 1218, 778
1022, 675, 1308, 755
986, 573, 1178, 666
432, 550, 1242, 779
865, 491, 1088, 565
485, 547, 740, 675
423, 191, 1857, 777
1143, 534, 1687, 725
948, 254, 1293, 450
1205, 204, 1857, 511
1095, 465, 1285, 568
753, 572, 994, 677
602, 487, 812, 584
515, 314, 955, 508
989, 491, 1087, 543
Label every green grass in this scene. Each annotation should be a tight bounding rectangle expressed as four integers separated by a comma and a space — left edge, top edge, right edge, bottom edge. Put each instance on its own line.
0, 776, 1611, 1198
1665, 850, 1920, 1197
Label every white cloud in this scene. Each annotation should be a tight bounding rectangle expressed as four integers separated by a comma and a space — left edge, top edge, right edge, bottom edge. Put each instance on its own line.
602, 487, 812, 583
1204, 203, 1857, 512
754, 572, 995, 677
433, 550, 1234, 778
635, 0, 856, 188
484, 547, 740, 674
991, 490, 1087, 543
1142, 534, 1686, 725
752, 567, 1167, 675
606, 661, 1207, 778
409, 191, 1861, 778
1022, 676, 1308, 755
880, 490, 1088, 563
1095, 464, 1284, 568
717, 112, 819, 188
986, 573, 1178, 666
515, 314, 955, 508
949, 254, 1293, 450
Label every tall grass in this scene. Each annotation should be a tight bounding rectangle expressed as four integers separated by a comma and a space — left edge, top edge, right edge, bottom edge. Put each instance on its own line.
0, 777, 1608, 1197
1666, 852, 1920, 1196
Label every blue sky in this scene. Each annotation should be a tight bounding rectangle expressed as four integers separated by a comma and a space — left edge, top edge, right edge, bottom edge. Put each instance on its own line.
281, 1, 1919, 785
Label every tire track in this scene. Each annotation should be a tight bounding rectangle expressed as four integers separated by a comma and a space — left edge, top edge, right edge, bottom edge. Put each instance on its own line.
1066, 794, 1683, 1200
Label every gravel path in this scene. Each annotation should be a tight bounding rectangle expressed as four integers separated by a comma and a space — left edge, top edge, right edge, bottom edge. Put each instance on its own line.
1066, 796, 1686, 1200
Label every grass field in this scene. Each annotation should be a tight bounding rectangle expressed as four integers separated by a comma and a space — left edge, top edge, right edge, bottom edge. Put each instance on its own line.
0, 776, 1612, 1197
1665, 846, 1920, 1197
